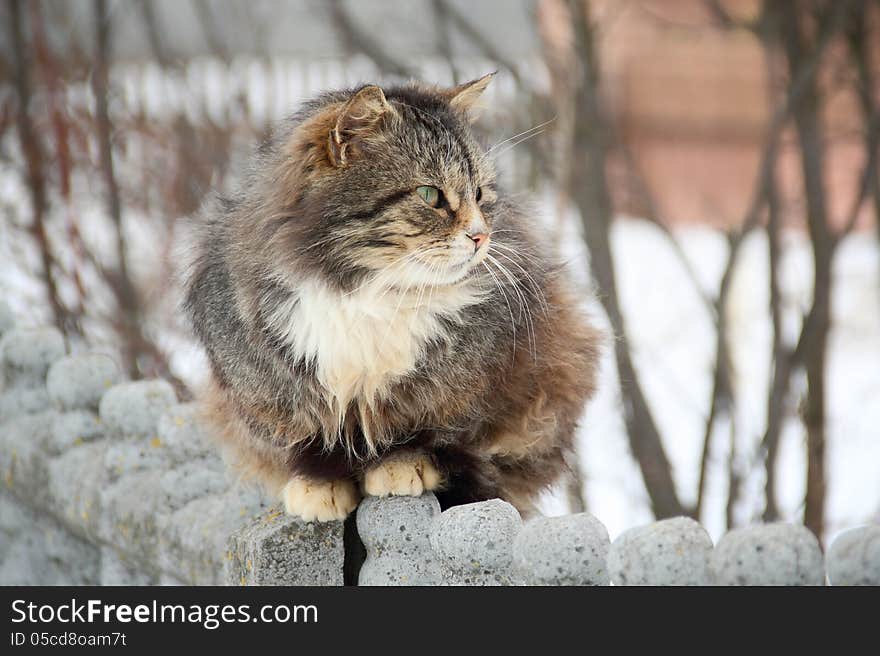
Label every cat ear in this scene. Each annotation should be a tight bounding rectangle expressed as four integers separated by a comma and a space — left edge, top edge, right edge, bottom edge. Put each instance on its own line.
442, 72, 495, 121
329, 85, 394, 166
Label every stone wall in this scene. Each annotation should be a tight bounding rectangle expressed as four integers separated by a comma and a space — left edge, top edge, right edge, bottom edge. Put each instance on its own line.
355, 495, 879, 585
1, 308, 878, 586
0, 309, 342, 586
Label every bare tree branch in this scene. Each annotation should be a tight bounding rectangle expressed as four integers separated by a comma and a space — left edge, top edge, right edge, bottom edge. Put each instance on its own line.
137, 0, 181, 69
838, 8, 880, 240
564, 455, 588, 514
701, 0, 857, 533
648, 0, 851, 524
695, 229, 739, 521
703, 0, 760, 32
193, 0, 232, 64
836, 107, 880, 239
435, 0, 523, 86
772, 0, 862, 539
614, 141, 717, 316
724, 417, 740, 528
93, 0, 140, 378
327, 0, 416, 78
92, 0, 188, 398
761, 126, 791, 522
431, 0, 460, 84
567, 0, 686, 518
7, 0, 76, 334
29, 0, 88, 327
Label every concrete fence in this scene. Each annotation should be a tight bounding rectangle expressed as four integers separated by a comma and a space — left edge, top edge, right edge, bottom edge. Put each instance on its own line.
1, 307, 878, 586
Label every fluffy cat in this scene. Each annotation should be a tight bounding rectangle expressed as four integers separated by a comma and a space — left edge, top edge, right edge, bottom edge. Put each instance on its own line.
183, 74, 601, 521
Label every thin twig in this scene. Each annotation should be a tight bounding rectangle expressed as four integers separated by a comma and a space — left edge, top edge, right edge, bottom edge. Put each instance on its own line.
7, 0, 74, 334
435, 0, 524, 86
567, 0, 686, 518
327, 0, 416, 78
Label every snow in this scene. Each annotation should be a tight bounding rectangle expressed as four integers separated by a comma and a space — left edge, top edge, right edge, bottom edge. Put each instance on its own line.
538, 206, 880, 548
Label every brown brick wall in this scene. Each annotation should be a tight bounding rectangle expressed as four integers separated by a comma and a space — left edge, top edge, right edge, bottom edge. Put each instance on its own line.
594, 0, 879, 229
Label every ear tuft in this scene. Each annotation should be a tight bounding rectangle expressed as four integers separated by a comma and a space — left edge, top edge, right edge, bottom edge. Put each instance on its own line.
329, 85, 393, 166
442, 72, 495, 120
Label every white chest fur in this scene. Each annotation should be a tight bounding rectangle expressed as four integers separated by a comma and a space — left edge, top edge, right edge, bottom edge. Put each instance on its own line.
267, 277, 482, 414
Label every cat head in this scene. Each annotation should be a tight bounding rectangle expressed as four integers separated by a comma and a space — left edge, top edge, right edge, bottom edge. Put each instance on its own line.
260, 74, 500, 291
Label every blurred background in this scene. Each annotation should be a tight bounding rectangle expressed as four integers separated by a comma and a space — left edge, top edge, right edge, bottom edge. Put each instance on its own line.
1, 0, 878, 546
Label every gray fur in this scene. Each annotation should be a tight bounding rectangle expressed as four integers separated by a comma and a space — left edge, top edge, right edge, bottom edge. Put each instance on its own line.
182, 80, 601, 513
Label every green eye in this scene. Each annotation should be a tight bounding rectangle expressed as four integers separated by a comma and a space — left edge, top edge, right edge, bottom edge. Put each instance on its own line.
416, 185, 442, 207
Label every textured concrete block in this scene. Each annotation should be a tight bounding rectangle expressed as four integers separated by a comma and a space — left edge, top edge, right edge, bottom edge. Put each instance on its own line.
227, 508, 345, 586
102, 437, 176, 483
826, 525, 880, 586
47, 353, 121, 411
158, 461, 229, 509
1, 327, 65, 387
46, 441, 108, 540
0, 315, 361, 588
99, 380, 176, 439
430, 499, 522, 585
0, 411, 55, 508
98, 469, 167, 565
98, 462, 223, 567
157, 486, 266, 585
100, 546, 157, 586
357, 493, 442, 586
0, 302, 13, 338
608, 516, 713, 585
514, 513, 611, 585
158, 573, 187, 586
48, 410, 106, 455
38, 519, 101, 585
0, 532, 47, 585
0, 502, 99, 585
0, 387, 51, 418
157, 402, 215, 461
0, 491, 30, 537
711, 524, 824, 585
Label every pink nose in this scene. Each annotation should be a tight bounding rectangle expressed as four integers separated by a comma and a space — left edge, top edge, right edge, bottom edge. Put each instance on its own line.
468, 232, 489, 251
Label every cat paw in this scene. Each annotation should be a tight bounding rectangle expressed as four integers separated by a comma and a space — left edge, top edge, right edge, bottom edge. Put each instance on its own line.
362, 452, 443, 497
282, 477, 359, 522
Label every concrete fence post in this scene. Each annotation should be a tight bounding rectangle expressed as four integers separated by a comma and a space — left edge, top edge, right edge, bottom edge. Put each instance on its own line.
226, 509, 345, 585
710, 524, 825, 585
430, 499, 522, 585
826, 525, 880, 586
0, 327, 65, 416
513, 513, 611, 585
607, 516, 713, 585
357, 493, 442, 585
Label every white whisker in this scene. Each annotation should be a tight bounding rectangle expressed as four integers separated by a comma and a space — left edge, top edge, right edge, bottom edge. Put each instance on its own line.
487, 117, 557, 155
489, 246, 550, 316
489, 240, 548, 272
486, 254, 538, 362
492, 128, 549, 160
481, 261, 517, 366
